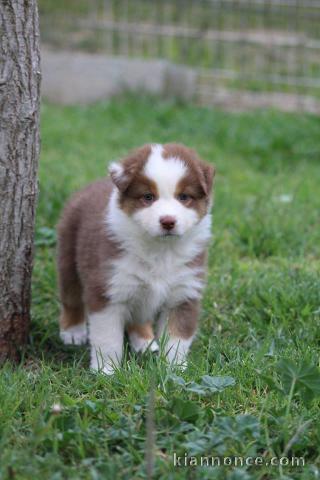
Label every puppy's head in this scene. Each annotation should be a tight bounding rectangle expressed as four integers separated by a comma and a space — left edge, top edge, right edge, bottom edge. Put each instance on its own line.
109, 143, 215, 238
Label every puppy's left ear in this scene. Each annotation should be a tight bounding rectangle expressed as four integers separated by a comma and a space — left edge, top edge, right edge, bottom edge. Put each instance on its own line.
200, 163, 215, 196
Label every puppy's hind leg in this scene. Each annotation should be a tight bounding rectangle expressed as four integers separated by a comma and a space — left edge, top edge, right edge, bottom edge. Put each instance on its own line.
164, 301, 199, 368
57, 221, 88, 346
59, 303, 88, 346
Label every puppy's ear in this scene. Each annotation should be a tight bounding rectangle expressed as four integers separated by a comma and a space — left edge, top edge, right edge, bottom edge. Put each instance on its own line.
109, 145, 152, 192
109, 162, 130, 192
109, 160, 142, 192
199, 162, 215, 196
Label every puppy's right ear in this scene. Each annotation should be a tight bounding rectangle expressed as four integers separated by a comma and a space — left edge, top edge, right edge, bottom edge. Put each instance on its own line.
109, 162, 130, 192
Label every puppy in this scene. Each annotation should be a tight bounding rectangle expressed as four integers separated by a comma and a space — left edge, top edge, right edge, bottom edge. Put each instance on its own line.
57, 143, 215, 374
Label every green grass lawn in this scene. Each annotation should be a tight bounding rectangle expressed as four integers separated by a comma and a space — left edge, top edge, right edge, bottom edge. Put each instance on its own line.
1, 96, 320, 480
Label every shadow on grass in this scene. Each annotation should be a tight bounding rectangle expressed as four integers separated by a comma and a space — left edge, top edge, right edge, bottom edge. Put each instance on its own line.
24, 315, 90, 370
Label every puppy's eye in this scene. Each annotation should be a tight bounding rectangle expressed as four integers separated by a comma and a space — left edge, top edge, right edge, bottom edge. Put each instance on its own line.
142, 193, 155, 204
177, 193, 191, 202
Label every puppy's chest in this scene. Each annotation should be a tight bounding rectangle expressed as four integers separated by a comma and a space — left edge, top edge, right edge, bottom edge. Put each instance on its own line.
108, 250, 203, 319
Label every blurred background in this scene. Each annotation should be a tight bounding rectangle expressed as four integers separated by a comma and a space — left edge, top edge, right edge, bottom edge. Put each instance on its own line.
39, 0, 320, 113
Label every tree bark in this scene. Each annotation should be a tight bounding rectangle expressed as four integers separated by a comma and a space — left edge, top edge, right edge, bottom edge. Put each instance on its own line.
0, 0, 41, 362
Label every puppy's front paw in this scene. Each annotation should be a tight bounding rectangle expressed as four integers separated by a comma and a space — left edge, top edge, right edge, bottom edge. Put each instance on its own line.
60, 323, 88, 345
129, 333, 159, 354
90, 364, 116, 376
90, 354, 118, 376
165, 336, 193, 369
102, 365, 116, 375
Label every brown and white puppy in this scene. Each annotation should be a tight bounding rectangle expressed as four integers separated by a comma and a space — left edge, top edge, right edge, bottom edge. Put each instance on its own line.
57, 143, 215, 374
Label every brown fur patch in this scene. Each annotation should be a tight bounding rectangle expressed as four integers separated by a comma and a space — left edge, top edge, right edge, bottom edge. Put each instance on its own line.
168, 300, 200, 339
57, 179, 121, 316
175, 174, 208, 218
119, 174, 159, 215
162, 143, 215, 198
60, 305, 85, 329
110, 144, 152, 192
126, 321, 154, 340
110, 144, 161, 215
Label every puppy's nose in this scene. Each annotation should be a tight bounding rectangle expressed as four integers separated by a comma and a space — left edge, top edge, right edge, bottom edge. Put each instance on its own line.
160, 215, 176, 231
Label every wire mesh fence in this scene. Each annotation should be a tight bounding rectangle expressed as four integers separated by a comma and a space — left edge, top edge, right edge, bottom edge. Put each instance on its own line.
39, 0, 320, 111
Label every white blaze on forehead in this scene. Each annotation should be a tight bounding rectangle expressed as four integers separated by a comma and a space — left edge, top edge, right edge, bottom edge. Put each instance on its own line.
144, 144, 187, 198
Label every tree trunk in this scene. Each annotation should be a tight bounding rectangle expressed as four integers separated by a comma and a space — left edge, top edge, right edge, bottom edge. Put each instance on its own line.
0, 0, 41, 362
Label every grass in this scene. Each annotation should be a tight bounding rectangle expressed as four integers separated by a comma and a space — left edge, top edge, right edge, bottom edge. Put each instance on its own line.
1, 95, 320, 479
